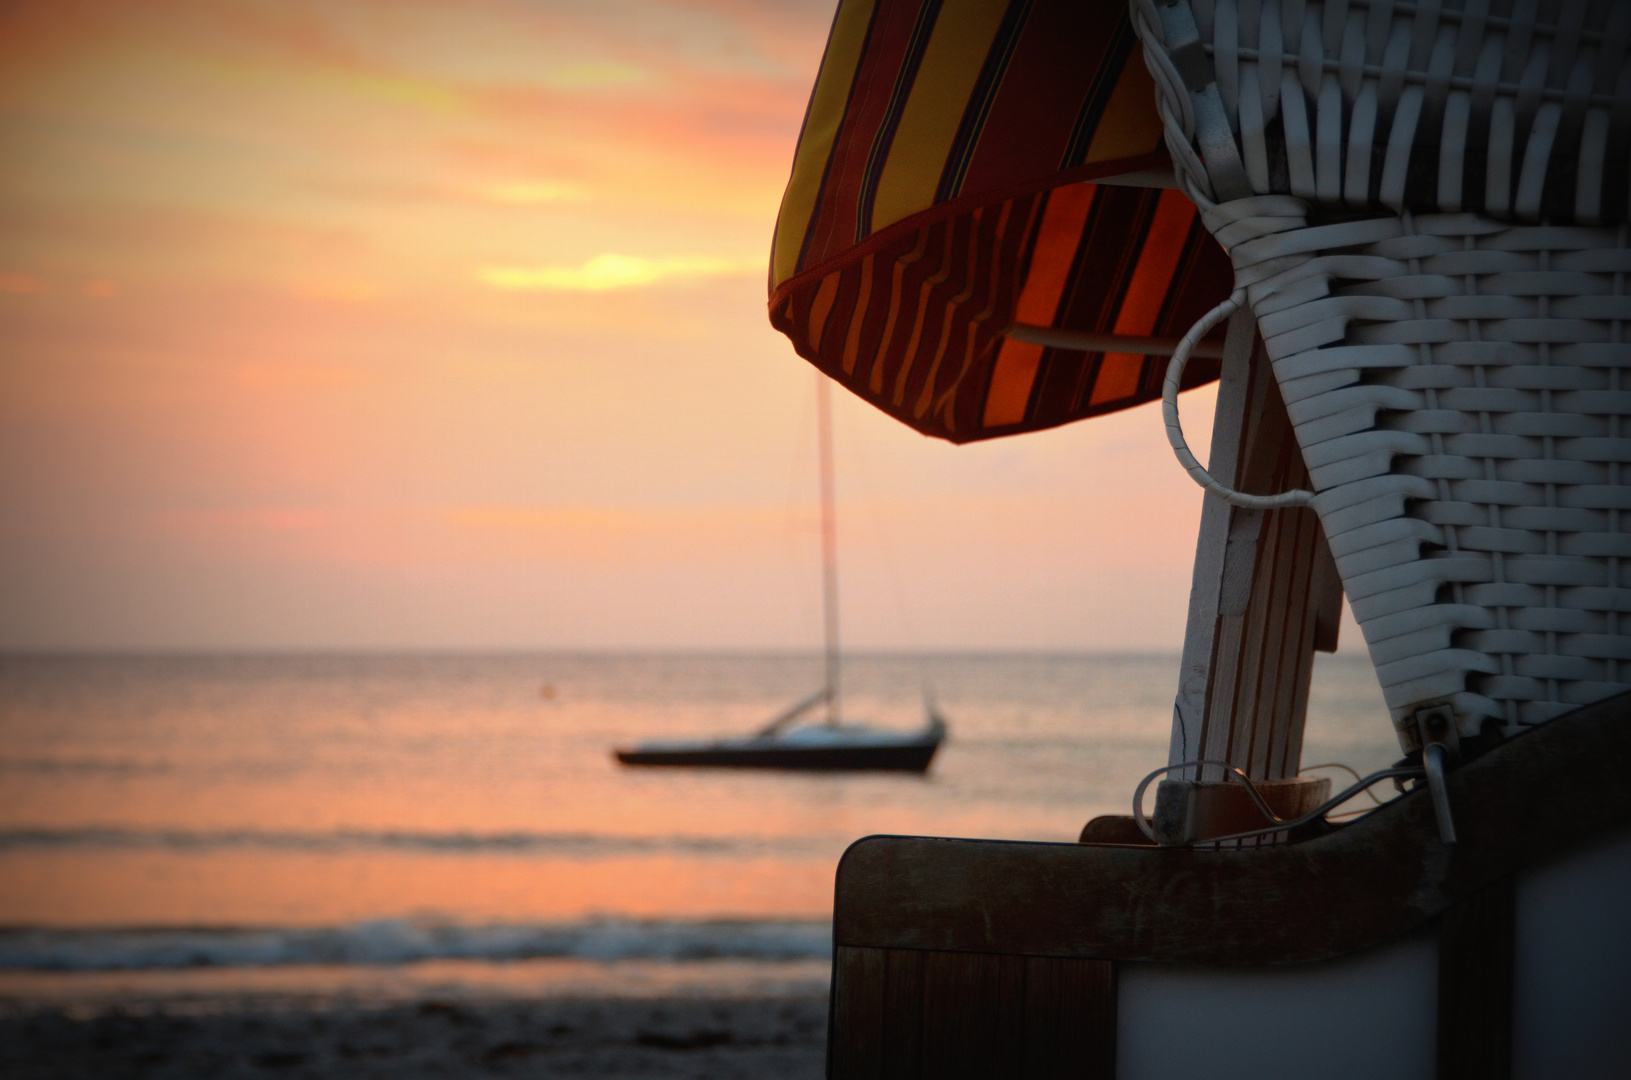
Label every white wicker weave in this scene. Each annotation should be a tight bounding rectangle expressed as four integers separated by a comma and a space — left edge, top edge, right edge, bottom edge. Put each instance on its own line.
1133, 0, 1631, 750
1135, 0, 1631, 222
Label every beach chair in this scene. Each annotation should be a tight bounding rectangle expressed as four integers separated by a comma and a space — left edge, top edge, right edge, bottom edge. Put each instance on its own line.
827, 689, 1631, 1078
769, 0, 1631, 1074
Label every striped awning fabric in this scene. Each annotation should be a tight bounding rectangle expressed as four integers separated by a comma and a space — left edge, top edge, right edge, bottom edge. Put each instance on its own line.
768, 0, 1234, 444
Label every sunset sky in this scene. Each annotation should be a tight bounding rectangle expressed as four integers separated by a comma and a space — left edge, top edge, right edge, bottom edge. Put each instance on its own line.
0, 0, 1358, 653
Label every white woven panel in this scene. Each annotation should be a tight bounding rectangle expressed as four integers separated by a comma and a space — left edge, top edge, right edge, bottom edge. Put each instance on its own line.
1133, 0, 1631, 748
1134, 0, 1631, 223
1208, 198, 1631, 744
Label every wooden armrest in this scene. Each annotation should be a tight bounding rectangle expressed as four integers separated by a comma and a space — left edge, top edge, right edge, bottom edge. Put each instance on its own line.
835, 689, 1631, 965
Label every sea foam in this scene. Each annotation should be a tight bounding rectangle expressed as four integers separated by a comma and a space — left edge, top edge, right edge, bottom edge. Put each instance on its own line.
0, 919, 833, 971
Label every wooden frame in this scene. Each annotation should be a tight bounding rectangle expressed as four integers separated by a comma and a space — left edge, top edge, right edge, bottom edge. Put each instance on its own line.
826, 689, 1631, 1078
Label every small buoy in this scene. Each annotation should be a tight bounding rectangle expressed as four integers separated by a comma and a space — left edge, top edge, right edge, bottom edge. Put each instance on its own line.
539, 683, 558, 700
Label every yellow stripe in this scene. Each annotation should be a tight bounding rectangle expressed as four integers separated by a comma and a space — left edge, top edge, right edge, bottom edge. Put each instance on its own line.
868, 0, 1010, 234
770, 0, 876, 289
868, 231, 930, 395
1082, 49, 1163, 163
933, 198, 1016, 431
893, 238, 955, 406
915, 207, 983, 419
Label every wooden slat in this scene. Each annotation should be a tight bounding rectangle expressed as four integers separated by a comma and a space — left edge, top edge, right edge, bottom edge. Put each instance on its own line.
919, 951, 1004, 1079
827, 949, 1113, 1080
1169, 310, 1258, 775
1174, 317, 1339, 776
1438, 878, 1516, 1080
879, 946, 925, 1079
1166, 317, 1342, 845
1022, 956, 1116, 1080
1194, 330, 1278, 779
1195, 334, 1335, 786
993, 954, 1028, 1070
831, 689, 1631, 965
1252, 498, 1315, 779
829, 946, 887, 1080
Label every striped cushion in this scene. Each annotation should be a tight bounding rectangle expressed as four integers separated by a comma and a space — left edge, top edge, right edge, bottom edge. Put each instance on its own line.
769, 0, 1234, 443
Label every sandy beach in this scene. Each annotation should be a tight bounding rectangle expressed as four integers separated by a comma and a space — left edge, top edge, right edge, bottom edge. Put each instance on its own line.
0, 993, 828, 1079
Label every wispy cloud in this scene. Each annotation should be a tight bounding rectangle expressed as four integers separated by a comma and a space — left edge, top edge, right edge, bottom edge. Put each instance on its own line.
478, 180, 589, 205
478, 253, 760, 292
546, 62, 647, 88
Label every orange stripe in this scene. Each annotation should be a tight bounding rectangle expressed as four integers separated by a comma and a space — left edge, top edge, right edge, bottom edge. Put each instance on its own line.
1012, 183, 1097, 326
1085, 354, 1145, 404
1110, 190, 1194, 337
982, 339, 1043, 427
840, 253, 875, 376
981, 184, 1098, 428
1089, 189, 1194, 406
807, 273, 841, 354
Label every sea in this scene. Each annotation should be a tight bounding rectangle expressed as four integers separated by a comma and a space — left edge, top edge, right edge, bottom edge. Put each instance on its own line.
0, 652, 1396, 1008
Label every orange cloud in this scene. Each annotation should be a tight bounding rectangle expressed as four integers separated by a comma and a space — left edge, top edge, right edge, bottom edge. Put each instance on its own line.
0, 273, 46, 294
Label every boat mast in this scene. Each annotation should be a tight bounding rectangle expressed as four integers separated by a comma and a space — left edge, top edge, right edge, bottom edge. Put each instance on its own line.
817, 375, 840, 726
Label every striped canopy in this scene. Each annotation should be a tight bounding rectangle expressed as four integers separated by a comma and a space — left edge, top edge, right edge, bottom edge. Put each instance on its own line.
769, 0, 1233, 444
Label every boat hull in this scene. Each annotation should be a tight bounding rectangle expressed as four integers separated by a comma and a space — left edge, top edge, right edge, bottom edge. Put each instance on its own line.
614, 740, 941, 772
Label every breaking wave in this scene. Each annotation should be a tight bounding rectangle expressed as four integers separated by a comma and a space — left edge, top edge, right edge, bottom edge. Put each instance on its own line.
0, 919, 833, 972
0, 827, 833, 858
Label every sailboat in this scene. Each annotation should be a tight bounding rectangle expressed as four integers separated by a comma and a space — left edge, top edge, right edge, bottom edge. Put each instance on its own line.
613, 377, 947, 773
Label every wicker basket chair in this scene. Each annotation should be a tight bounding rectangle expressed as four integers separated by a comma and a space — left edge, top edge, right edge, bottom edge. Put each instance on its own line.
1131, 0, 1631, 752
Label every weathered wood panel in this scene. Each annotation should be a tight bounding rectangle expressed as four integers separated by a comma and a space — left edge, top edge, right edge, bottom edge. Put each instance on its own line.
1021, 955, 1115, 1080
828, 946, 886, 1080
879, 947, 924, 1078
1438, 878, 1516, 1080
828, 947, 1113, 1080
832, 689, 1631, 966
918, 951, 1002, 1077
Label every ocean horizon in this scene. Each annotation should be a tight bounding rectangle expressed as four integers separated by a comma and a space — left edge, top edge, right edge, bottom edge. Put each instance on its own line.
1, 651, 1396, 1004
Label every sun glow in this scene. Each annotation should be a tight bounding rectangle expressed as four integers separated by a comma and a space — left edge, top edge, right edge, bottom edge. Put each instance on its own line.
479, 253, 762, 292
480, 180, 589, 205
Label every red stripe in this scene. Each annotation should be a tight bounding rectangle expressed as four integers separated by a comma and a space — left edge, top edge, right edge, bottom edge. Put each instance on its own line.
957, 0, 1118, 198
798, 0, 923, 276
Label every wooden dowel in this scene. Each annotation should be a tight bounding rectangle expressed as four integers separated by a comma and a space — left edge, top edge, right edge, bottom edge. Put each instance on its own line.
1004, 324, 1227, 358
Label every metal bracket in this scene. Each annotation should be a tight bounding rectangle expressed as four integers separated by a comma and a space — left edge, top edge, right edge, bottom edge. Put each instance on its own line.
1414, 704, 1460, 845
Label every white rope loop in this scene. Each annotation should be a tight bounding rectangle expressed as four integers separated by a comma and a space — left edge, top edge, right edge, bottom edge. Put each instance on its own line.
1161, 288, 1313, 509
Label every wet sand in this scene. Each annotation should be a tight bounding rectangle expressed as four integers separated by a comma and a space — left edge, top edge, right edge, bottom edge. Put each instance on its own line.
0, 994, 828, 1079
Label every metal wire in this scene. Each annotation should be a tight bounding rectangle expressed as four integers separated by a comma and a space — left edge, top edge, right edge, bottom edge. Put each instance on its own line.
1160, 288, 1314, 509
1132, 759, 1426, 847
1299, 762, 1389, 807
